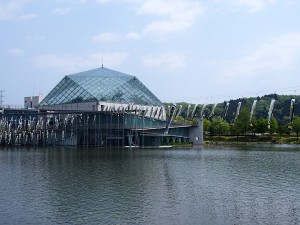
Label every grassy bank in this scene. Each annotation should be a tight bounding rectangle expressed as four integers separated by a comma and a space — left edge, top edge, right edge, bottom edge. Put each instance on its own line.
204, 135, 300, 145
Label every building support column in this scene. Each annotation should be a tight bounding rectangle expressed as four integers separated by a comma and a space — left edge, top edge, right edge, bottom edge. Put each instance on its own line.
189, 116, 203, 146
127, 133, 133, 147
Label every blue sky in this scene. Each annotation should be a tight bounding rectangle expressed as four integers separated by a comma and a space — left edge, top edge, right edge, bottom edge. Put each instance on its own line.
1, 0, 300, 105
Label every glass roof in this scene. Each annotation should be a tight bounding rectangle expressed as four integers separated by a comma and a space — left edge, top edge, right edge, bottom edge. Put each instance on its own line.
40, 67, 163, 106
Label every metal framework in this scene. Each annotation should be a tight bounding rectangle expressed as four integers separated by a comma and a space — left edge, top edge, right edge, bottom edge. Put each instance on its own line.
0, 111, 190, 147
40, 67, 162, 107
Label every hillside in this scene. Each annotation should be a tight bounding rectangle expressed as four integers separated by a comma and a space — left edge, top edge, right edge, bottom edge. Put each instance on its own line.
165, 94, 298, 124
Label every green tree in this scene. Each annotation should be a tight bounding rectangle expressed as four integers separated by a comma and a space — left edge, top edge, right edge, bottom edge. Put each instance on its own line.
175, 115, 185, 123
292, 116, 300, 140
232, 108, 250, 135
255, 118, 268, 135
187, 117, 197, 125
211, 116, 230, 137
269, 117, 278, 135
203, 118, 211, 136
278, 116, 290, 135
249, 117, 257, 135
221, 120, 230, 136
229, 123, 237, 135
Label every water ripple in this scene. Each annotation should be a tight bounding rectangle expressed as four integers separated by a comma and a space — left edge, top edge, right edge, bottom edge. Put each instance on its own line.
0, 146, 299, 224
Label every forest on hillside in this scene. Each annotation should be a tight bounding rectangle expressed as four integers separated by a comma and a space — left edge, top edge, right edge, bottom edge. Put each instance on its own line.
164, 94, 300, 140
165, 94, 298, 125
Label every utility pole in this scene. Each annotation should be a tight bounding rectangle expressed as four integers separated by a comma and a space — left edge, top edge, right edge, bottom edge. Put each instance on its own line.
0, 90, 5, 107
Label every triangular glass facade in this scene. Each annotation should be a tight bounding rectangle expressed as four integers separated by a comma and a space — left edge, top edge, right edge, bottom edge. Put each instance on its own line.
40, 67, 163, 106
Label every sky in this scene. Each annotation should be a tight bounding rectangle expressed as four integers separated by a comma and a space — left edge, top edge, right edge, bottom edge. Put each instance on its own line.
1, 0, 300, 106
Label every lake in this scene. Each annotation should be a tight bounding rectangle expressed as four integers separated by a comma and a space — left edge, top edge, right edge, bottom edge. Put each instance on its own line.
0, 145, 299, 224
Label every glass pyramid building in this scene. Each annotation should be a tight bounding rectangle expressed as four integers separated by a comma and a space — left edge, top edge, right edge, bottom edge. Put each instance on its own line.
39, 67, 163, 107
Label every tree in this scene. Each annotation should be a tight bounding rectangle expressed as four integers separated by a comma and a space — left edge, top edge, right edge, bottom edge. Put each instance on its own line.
187, 117, 197, 125
292, 117, 300, 140
249, 117, 257, 135
203, 118, 211, 136
269, 117, 278, 136
222, 121, 230, 136
255, 118, 268, 135
211, 116, 230, 137
175, 115, 185, 123
229, 123, 237, 135
278, 116, 290, 135
232, 108, 250, 135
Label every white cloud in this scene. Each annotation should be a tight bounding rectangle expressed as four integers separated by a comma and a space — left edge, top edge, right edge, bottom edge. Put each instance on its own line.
92, 32, 141, 41
8, 48, 24, 56
235, 0, 276, 13
0, 0, 22, 20
52, 8, 69, 16
211, 0, 276, 13
0, 0, 36, 21
125, 32, 142, 40
18, 13, 37, 20
90, 0, 203, 40
142, 52, 186, 70
218, 32, 300, 80
95, 0, 111, 3
24, 35, 46, 42
134, 0, 204, 36
91, 32, 121, 42
31, 52, 129, 73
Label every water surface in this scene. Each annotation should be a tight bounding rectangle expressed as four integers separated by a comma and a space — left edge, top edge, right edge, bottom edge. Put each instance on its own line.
0, 145, 299, 224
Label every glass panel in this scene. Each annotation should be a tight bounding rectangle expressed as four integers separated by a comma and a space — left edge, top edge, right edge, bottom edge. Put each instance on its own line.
40, 67, 163, 107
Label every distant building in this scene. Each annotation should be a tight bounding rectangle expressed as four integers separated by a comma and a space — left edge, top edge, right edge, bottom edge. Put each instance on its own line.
24, 96, 44, 109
